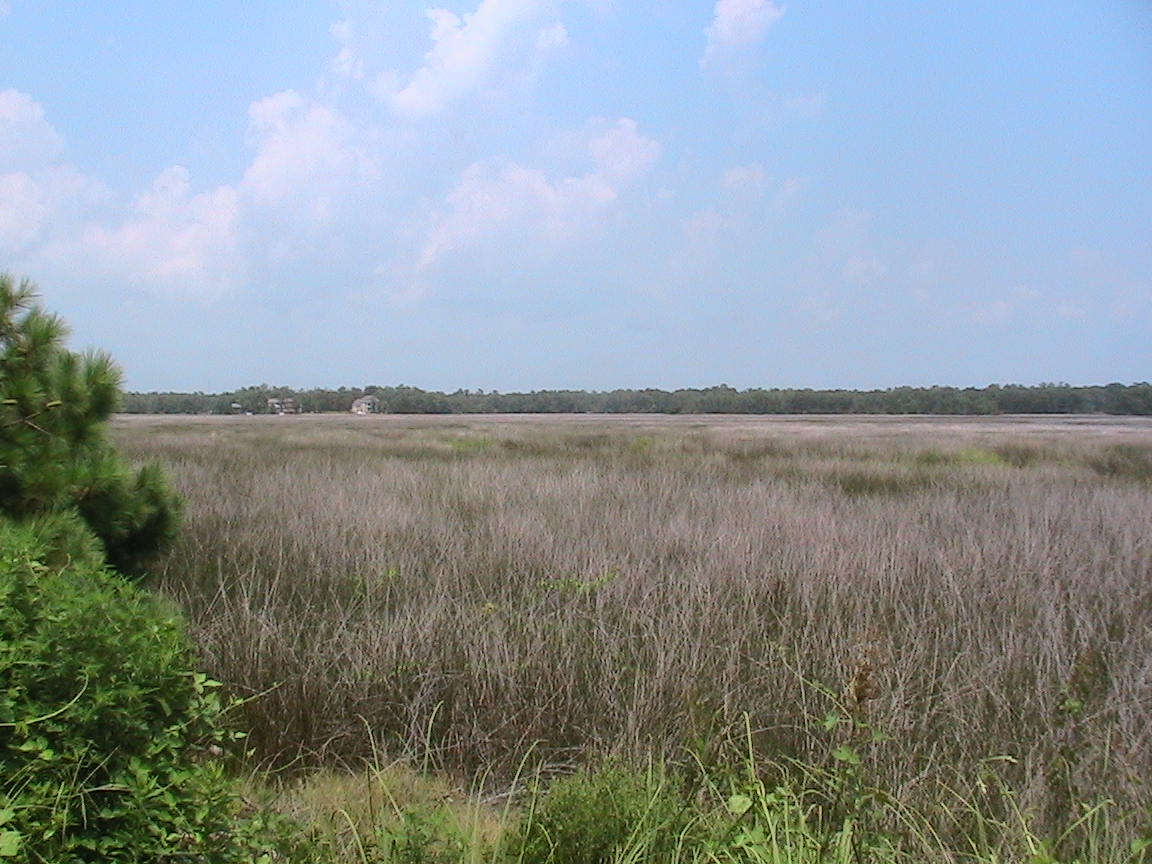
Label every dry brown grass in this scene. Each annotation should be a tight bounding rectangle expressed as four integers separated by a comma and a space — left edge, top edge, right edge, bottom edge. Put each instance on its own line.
114, 413, 1152, 839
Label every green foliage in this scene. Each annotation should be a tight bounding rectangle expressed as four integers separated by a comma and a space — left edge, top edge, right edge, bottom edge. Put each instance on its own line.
702, 781, 898, 864
0, 519, 315, 862
0, 274, 180, 577
120, 380, 1152, 416
376, 804, 469, 864
514, 764, 690, 864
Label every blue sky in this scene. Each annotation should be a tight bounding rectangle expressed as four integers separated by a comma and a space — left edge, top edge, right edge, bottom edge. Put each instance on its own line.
1, 1, 1149, 392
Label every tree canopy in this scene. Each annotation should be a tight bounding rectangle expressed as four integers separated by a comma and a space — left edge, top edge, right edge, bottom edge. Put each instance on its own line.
121, 380, 1152, 417
0, 273, 179, 577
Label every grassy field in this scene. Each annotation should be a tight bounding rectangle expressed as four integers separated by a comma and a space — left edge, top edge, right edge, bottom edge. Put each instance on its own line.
113, 413, 1152, 859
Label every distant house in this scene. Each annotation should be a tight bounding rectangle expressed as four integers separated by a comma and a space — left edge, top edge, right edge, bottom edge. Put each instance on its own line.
351, 395, 380, 415
267, 397, 302, 415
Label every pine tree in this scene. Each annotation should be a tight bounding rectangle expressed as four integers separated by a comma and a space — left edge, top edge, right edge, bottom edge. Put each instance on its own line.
0, 273, 180, 577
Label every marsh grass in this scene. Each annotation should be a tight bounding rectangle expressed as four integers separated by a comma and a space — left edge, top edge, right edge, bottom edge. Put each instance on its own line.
114, 414, 1152, 852
256, 722, 1150, 864
265, 760, 512, 863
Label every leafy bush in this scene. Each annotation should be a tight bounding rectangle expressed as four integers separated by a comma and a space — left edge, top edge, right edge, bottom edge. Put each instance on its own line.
0, 519, 308, 863
515, 763, 691, 864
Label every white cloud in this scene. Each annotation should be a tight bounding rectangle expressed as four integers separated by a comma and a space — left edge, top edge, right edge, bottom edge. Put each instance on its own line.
418, 161, 612, 269
702, 0, 785, 66
119, 90, 385, 293
589, 118, 662, 182
83, 167, 242, 299
1, 91, 234, 290
0, 93, 233, 297
382, 0, 568, 117
0, 173, 47, 250
0, 85, 394, 301
535, 22, 569, 56
329, 19, 365, 81
0, 89, 65, 170
0, 91, 107, 258
0, 3, 10, 18
0, 166, 103, 255
417, 117, 660, 274
242, 90, 374, 223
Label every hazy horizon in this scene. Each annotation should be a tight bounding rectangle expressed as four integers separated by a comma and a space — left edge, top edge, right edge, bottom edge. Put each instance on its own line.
125, 379, 1148, 395
2, 2, 1149, 392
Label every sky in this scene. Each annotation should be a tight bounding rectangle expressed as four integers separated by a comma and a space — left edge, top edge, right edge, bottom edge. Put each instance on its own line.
1, 1, 1150, 393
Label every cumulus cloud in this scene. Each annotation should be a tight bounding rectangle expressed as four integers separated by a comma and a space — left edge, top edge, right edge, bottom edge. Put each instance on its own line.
0, 166, 104, 256
417, 117, 660, 274
0, 89, 65, 169
418, 161, 612, 269
1, 86, 385, 299
242, 90, 375, 226
329, 18, 365, 81
382, 0, 568, 117
82, 85, 379, 295
84, 167, 242, 298
1, 91, 232, 290
0, 92, 239, 298
590, 118, 662, 181
0, 173, 49, 251
702, 0, 785, 66
0, 90, 107, 258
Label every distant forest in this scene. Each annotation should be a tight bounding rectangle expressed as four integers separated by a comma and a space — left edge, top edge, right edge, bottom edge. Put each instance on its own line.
121, 382, 1152, 415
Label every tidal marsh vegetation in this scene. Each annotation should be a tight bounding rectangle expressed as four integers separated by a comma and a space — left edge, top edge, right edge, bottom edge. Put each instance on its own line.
114, 414, 1152, 860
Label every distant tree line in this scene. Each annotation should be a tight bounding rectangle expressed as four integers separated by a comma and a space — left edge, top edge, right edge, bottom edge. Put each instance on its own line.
120, 381, 1152, 415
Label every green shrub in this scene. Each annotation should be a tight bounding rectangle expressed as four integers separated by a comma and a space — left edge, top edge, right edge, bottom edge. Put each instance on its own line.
376, 804, 469, 864
515, 763, 691, 864
0, 519, 307, 863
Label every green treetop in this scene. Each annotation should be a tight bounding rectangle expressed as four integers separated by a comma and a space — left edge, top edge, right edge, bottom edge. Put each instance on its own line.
0, 273, 180, 577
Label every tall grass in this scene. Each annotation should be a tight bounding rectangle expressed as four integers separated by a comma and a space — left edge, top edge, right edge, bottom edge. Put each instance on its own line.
114, 414, 1152, 852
